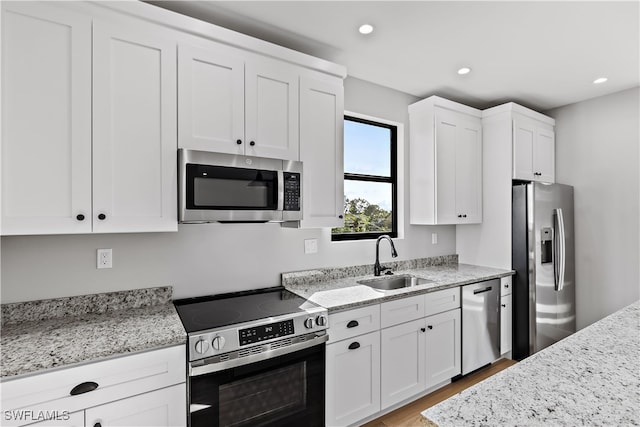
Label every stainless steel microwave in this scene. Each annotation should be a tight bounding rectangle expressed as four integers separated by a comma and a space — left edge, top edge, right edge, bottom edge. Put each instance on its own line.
178, 149, 302, 223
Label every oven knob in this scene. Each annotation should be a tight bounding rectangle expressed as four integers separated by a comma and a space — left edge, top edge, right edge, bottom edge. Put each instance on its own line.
194, 339, 209, 354
212, 335, 226, 351
315, 315, 327, 327
304, 317, 315, 329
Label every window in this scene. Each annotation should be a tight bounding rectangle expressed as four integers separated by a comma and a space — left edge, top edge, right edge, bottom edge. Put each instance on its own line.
332, 115, 397, 241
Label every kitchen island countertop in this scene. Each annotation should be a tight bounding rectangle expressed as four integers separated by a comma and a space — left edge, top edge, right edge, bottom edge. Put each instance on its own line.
422, 300, 640, 426
0, 287, 186, 379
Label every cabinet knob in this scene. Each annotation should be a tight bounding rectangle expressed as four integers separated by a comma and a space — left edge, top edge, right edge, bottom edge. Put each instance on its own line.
534, 172, 542, 176
458, 214, 462, 218
97, 213, 106, 220
462, 214, 467, 218
420, 327, 426, 333
348, 342, 360, 350
94, 423, 102, 427
249, 141, 256, 146
338, 215, 344, 219
502, 304, 507, 308
427, 325, 433, 330
76, 214, 85, 221
236, 139, 242, 145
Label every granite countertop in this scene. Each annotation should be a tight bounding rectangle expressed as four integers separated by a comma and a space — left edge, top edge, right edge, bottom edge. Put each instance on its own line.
422, 300, 640, 426
0, 287, 186, 379
282, 255, 513, 312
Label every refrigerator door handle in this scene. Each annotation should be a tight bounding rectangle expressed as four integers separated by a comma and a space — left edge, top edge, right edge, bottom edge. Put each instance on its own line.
553, 208, 566, 291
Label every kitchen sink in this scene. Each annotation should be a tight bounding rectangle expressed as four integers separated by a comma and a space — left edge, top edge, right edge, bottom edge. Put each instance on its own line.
357, 274, 433, 291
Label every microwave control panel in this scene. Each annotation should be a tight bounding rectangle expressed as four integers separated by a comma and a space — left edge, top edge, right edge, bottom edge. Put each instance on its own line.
283, 173, 301, 211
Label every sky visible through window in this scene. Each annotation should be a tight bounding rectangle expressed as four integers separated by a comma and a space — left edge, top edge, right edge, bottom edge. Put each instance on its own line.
344, 120, 392, 210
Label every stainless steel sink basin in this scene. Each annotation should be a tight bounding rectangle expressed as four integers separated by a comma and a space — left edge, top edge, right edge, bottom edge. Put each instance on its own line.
357, 274, 433, 291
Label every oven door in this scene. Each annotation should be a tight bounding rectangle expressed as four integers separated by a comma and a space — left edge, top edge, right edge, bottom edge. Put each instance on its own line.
189, 343, 325, 427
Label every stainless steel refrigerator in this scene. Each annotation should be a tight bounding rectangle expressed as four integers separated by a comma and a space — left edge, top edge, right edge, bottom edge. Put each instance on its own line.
512, 182, 576, 360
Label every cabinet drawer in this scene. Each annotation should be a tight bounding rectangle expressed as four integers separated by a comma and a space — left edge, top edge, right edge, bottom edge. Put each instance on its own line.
328, 304, 380, 343
0, 345, 186, 426
424, 287, 460, 317
381, 295, 425, 329
501, 276, 512, 296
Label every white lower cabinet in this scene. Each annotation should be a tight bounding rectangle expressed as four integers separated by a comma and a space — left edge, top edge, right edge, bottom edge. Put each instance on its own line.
424, 309, 462, 388
326, 331, 380, 427
85, 384, 185, 427
0, 346, 186, 427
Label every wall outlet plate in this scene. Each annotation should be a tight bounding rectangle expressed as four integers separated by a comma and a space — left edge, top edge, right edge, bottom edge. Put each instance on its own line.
431, 233, 438, 244
97, 249, 112, 269
304, 239, 318, 254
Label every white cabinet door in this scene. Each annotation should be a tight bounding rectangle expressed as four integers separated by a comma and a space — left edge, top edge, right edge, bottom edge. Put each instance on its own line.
500, 293, 513, 354
326, 331, 380, 427
177, 43, 245, 154
380, 318, 426, 409
455, 117, 482, 223
513, 117, 555, 183
299, 75, 344, 228
85, 384, 186, 427
434, 108, 482, 224
245, 58, 299, 160
1, 1, 92, 235
92, 20, 177, 233
424, 309, 461, 389
534, 126, 555, 182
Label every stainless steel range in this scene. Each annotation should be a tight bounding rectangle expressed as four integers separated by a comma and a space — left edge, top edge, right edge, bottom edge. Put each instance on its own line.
174, 287, 328, 427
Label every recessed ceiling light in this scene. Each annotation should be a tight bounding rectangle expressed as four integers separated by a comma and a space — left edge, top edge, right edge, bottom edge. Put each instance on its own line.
457, 67, 472, 75
359, 24, 374, 35
593, 77, 608, 84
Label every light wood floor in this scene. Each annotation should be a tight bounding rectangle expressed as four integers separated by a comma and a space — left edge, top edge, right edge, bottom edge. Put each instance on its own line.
362, 358, 518, 427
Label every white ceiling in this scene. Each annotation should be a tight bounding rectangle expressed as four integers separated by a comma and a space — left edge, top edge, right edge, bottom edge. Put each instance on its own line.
149, 1, 640, 111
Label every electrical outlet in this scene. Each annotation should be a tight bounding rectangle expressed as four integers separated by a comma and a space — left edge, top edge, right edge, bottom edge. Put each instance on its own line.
304, 239, 318, 254
97, 249, 112, 269
431, 233, 438, 244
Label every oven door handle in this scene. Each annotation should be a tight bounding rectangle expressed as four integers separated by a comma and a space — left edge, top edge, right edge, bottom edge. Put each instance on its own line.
189, 333, 328, 377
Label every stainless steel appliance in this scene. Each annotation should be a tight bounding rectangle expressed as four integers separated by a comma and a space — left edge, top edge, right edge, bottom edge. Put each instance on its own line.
174, 287, 328, 427
512, 182, 576, 360
179, 149, 302, 223
461, 279, 500, 375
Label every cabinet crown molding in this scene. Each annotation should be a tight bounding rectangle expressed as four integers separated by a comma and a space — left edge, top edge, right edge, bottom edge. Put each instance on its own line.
482, 102, 555, 125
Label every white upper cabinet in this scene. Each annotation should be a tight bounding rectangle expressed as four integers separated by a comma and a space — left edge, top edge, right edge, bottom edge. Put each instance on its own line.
178, 43, 299, 161
298, 74, 345, 228
410, 96, 482, 225
513, 113, 555, 183
93, 19, 178, 233
177, 43, 245, 154
1, 2, 92, 235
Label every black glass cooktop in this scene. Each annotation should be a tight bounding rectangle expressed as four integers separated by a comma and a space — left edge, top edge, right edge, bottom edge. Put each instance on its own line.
173, 286, 313, 333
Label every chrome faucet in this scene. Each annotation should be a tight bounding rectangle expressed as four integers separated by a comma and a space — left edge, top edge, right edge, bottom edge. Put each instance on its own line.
374, 235, 398, 276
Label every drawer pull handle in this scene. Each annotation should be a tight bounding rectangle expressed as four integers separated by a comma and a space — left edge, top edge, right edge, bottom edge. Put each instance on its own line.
348, 342, 360, 350
502, 304, 507, 308
473, 286, 493, 295
94, 423, 102, 427
346, 320, 359, 328
427, 325, 433, 330
70, 381, 99, 396
420, 327, 426, 332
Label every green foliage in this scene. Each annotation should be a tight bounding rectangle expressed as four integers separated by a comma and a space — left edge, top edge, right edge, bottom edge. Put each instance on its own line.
332, 197, 392, 234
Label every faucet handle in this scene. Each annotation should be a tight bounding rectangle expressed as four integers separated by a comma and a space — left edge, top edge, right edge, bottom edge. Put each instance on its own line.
384, 270, 394, 276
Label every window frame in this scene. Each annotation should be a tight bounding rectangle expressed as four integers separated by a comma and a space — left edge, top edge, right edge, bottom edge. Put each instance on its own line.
332, 115, 398, 241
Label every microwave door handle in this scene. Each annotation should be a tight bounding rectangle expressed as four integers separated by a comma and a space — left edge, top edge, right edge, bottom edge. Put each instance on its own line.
277, 170, 284, 212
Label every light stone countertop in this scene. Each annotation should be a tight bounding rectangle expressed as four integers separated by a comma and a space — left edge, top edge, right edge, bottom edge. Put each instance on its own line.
283, 260, 514, 312
422, 300, 640, 426
0, 287, 186, 379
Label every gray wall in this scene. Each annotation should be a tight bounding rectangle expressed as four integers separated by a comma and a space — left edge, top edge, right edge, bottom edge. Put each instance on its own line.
0, 77, 455, 303
546, 87, 640, 329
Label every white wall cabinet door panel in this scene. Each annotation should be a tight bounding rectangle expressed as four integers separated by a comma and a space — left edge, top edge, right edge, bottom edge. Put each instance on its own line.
178, 43, 245, 154
500, 293, 513, 354
1, 1, 92, 235
534, 126, 555, 182
298, 75, 344, 228
85, 384, 186, 427
326, 331, 380, 427
434, 111, 458, 224
380, 319, 426, 409
513, 119, 536, 181
455, 118, 482, 223
245, 59, 299, 161
92, 20, 177, 233
425, 309, 461, 389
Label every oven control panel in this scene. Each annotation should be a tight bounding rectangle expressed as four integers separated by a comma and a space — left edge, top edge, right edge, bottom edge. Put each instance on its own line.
239, 319, 294, 346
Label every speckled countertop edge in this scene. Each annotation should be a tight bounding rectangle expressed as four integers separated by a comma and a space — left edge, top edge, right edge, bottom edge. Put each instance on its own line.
1, 287, 186, 379
283, 261, 514, 312
421, 300, 640, 426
